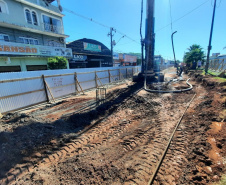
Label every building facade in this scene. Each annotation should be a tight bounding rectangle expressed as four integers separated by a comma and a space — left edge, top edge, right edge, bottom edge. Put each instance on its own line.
0, 0, 72, 72
67, 38, 112, 68
113, 53, 137, 67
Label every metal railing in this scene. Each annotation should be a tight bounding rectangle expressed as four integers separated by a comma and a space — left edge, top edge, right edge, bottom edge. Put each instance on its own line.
0, 38, 64, 48
43, 23, 63, 34
0, 19, 64, 35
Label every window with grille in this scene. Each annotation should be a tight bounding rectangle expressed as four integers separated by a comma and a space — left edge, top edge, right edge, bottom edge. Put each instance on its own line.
32, 11, 38, 25
19, 37, 39, 45
0, 0, 8, 14
25, 9, 32, 24
0, 34, 9, 42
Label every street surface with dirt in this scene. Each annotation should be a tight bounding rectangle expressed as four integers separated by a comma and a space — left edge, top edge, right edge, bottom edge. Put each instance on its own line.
0, 68, 225, 185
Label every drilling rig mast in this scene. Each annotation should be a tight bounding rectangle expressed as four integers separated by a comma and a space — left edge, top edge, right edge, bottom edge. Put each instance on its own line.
145, 0, 155, 73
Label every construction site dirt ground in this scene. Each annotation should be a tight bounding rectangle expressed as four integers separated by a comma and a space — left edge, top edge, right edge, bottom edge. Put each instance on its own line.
0, 68, 225, 185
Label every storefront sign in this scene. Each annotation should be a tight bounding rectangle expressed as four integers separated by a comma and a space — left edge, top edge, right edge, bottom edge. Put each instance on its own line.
83, 42, 101, 52
72, 55, 87, 61
0, 41, 72, 58
113, 53, 119, 59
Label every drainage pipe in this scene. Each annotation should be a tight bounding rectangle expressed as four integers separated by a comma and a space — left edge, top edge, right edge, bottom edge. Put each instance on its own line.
144, 78, 193, 93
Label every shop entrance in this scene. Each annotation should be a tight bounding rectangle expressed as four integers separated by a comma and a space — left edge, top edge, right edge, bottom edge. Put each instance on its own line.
87, 59, 104, 68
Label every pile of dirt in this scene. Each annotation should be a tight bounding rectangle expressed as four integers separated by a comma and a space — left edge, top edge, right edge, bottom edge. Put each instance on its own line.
175, 73, 226, 184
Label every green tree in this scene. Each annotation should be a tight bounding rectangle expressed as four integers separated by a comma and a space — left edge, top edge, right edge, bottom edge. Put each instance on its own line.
183, 44, 205, 69
47, 57, 68, 70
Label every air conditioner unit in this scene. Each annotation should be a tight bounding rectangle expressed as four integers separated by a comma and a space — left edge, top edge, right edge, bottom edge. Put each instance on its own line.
59, 38, 65, 43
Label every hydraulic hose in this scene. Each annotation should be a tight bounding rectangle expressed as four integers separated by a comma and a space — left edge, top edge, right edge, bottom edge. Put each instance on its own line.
144, 78, 193, 93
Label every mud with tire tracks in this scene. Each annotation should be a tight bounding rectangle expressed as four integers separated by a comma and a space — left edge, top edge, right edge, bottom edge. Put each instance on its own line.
0, 70, 225, 185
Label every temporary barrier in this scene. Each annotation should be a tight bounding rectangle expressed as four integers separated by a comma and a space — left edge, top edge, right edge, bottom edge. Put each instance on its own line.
209, 59, 226, 74
0, 66, 141, 113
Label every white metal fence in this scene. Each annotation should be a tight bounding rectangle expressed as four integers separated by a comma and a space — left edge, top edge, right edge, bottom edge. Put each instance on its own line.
209, 58, 226, 74
0, 66, 140, 113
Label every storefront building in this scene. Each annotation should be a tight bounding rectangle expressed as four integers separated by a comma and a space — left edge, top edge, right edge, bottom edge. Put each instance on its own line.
0, 0, 72, 72
67, 38, 112, 68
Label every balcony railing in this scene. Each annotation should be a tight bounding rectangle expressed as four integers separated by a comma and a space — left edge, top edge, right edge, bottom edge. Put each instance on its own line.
0, 38, 64, 48
0, 18, 65, 36
43, 23, 63, 34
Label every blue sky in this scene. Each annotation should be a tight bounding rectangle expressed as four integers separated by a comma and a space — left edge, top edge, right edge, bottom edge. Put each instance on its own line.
57, 0, 226, 61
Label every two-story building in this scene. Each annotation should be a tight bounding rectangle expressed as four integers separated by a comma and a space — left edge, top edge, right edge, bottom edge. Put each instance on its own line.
0, 0, 72, 72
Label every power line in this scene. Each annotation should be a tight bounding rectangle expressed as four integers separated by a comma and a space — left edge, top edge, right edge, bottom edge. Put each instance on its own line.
156, 0, 210, 32
169, 0, 173, 32
63, 7, 140, 45
116, 41, 138, 46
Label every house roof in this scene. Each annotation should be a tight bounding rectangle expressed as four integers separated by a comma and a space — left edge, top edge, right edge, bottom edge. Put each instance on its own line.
46, 0, 55, 3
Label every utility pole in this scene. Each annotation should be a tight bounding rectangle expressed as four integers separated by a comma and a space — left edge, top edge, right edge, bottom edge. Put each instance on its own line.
145, 0, 155, 71
140, 0, 145, 73
171, 31, 177, 67
205, 0, 217, 74
108, 27, 116, 67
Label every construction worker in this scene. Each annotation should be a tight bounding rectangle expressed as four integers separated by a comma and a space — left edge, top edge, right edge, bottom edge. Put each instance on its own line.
178, 64, 184, 76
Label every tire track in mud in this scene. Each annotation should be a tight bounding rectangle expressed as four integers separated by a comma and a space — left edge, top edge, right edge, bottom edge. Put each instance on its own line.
47, 92, 194, 185
0, 82, 196, 185
0, 85, 143, 185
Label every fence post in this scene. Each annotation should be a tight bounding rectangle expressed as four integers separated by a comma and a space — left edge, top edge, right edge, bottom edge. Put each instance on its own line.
118, 69, 121, 81
74, 72, 78, 94
42, 75, 49, 102
95, 71, 98, 88
126, 68, 128, 79
108, 69, 111, 83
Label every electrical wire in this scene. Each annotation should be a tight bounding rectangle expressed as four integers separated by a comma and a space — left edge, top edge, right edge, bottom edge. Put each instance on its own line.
156, 0, 210, 32
140, 0, 144, 40
63, 7, 140, 45
169, 0, 173, 33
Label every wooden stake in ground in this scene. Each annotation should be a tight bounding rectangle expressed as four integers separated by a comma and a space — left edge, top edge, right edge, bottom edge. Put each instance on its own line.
42, 75, 50, 102
75, 77, 85, 95
74, 72, 79, 94
44, 78, 56, 103
108, 70, 111, 83
96, 73, 104, 88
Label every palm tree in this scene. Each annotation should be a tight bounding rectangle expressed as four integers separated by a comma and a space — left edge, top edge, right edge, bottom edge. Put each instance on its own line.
183, 44, 205, 69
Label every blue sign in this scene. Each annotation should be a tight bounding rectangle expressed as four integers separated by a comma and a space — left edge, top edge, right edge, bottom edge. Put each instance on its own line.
73, 55, 87, 61
113, 53, 119, 59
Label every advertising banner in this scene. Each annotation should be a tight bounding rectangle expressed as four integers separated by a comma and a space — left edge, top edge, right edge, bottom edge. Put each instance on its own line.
123, 54, 137, 63
0, 41, 72, 58
113, 52, 119, 59
83, 42, 101, 52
